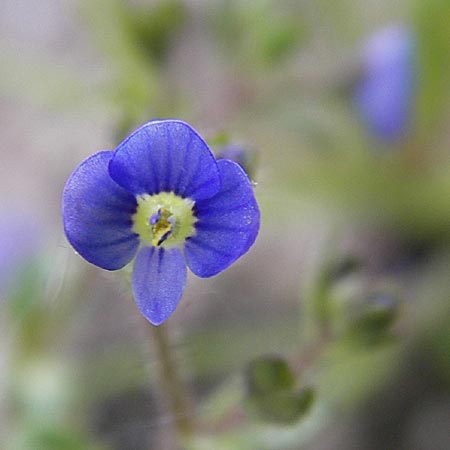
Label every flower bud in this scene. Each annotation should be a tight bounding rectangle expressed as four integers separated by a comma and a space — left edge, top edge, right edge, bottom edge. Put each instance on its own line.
353, 24, 416, 143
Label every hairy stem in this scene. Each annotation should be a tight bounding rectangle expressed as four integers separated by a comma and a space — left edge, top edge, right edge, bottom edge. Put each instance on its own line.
150, 323, 193, 445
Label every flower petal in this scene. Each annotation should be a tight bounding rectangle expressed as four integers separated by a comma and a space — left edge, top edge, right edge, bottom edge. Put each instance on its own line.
62, 151, 139, 270
132, 246, 187, 326
184, 160, 260, 277
109, 120, 221, 200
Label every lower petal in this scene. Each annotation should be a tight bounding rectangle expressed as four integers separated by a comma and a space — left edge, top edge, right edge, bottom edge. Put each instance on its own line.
132, 246, 187, 326
184, 160, 260, 277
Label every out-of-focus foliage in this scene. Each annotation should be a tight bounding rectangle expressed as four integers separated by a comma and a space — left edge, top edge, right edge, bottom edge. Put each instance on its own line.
414, 0, 450, 140
245, 355, 315, 424
212, 0, 305, 67
122, 0, 187, 64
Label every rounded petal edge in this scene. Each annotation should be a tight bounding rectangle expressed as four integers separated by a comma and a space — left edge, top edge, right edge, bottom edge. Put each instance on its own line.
62, 151, 139, 270
109, 119, 221, 201
132, 246, 187, 325
184, 159, 260, 277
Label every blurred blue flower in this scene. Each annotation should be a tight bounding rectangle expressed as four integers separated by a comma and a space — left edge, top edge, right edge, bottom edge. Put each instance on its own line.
62, 120, 260, 326
354, 24, 416, 142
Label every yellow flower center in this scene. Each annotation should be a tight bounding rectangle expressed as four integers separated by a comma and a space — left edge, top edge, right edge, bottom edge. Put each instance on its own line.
132, 192, 196, 248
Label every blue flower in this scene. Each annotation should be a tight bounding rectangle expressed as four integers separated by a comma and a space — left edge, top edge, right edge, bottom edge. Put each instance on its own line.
353, 24, 416, 143
62, 120, 260, 325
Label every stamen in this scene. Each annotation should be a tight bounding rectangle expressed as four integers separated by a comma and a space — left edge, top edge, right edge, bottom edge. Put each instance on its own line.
132, 192, 196, 249
150, 208, 175, 246
150, 209, 161, 225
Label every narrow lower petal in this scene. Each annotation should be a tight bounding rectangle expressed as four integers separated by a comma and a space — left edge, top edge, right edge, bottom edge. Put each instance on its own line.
62, 151, 139, 270
109, 120, 221, 201
132, 246, 187, 326
184, 160, 260, 278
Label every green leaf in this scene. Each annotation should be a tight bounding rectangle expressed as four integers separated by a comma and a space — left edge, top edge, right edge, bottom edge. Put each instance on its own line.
245, 356, 315, 425
247, 387, 316, 425
305, 253, 362, 339
346, 293, 400, 346
246, 355, 295, 396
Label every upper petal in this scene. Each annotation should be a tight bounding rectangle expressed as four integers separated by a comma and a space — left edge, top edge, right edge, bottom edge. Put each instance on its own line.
109, 120, 221, 200
132, 246, 187, 326
62, 151, 139, 270
184, 159, 260, 278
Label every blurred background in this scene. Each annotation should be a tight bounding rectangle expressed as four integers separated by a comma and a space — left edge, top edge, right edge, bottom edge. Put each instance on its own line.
1, 0, 449, 449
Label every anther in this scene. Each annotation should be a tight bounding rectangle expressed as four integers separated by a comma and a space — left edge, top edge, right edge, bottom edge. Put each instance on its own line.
149, 208, 175, 246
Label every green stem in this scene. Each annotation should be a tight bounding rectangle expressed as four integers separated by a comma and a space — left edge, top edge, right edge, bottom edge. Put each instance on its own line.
150, 323, 193, 444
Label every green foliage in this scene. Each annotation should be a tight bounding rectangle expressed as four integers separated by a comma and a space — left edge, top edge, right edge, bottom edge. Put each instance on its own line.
346, 293, 400, 345
247, 356, 296, 395
9, 426, 103, 450
122, 0, 187, 63
214, 1, 305, 67
245, 356, 315, 424
306, 253, 362, 339
414, 0, 450, 139
247, 388, 315, 425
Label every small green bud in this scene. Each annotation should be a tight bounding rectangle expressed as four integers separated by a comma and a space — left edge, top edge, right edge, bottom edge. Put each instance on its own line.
348, 292, 400, 344
245, 356, 315, 424
246, 355, 295, 396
